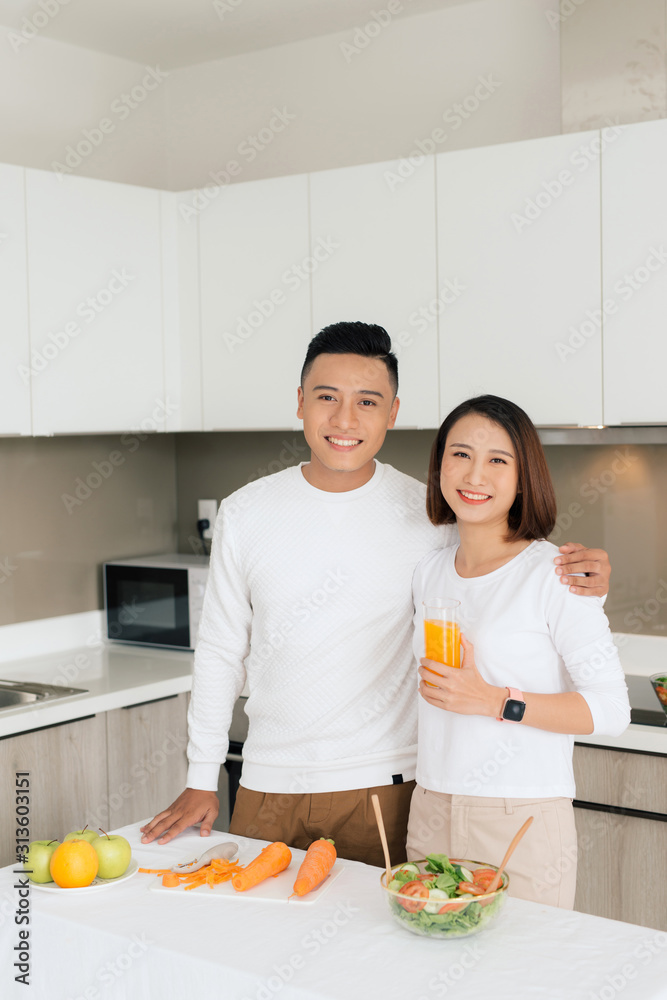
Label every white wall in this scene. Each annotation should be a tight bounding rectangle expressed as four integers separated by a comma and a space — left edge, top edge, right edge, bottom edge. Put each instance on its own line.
2, 0, 666, 192
165, 0, 562, 189
0, 25, 168, 188
0, 0, 561, 190
561, 0, 666, 132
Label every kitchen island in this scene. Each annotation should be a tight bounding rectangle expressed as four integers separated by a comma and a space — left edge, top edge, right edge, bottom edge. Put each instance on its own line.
1, 820, 666, 1000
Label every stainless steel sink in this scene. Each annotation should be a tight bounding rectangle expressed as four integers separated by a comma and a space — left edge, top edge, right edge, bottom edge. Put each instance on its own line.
0, 678, 88, 711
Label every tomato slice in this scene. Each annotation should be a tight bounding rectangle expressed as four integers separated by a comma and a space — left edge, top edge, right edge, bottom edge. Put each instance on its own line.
654, 686, 667, 705
397, 880, 429, 912
471, 868, 498, 890
438, 899, 468, 913
457, 881, 486, 895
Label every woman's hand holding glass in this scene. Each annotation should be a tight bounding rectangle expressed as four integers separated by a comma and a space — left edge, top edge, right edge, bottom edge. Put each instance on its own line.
419, 635, 504, 717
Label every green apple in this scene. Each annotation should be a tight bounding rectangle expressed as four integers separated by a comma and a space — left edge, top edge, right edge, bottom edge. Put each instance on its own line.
24, 840, 60, 883
93, 833, 132, 879
63, 826, 99, 845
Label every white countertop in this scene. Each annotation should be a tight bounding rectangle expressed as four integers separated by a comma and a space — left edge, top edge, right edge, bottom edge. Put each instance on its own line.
2, 820, 665, 1000
0, 616, 665, 755
575, 632, 667, 756
0, 612, 193, 737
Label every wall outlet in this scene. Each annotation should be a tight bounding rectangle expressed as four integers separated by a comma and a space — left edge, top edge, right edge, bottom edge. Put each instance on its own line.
198, 499, 218, 540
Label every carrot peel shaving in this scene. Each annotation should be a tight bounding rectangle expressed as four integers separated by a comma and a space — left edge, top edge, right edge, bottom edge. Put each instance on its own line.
141, 858, 244, 889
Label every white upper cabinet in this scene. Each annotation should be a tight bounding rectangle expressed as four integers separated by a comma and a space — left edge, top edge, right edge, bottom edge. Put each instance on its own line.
601, 119, 667, 425
310, 159, 439, 429
436, 131, 603, 427
161, 191, 203, 431
0, 164, 31, 436
25, 170, 164, 435
199, 174, 311, 430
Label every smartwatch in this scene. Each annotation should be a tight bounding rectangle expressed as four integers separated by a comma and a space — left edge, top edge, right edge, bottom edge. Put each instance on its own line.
497, 687, 526, 724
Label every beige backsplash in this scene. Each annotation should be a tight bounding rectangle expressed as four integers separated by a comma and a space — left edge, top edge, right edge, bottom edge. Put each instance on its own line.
1, 430, 665, 636
0, 434, 177, 626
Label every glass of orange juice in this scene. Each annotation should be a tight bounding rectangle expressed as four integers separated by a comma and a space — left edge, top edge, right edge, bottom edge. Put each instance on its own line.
422, 599, 461, 685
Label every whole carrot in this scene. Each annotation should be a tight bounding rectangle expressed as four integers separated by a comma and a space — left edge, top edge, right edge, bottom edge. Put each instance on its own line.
231, 842, 292, 892
290, 839, 336, 898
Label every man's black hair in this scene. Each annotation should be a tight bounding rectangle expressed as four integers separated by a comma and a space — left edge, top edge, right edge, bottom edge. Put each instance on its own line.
300, 321, 398, 396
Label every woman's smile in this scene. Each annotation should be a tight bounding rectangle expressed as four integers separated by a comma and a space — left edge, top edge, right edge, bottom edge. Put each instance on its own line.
457, 489, 492, 505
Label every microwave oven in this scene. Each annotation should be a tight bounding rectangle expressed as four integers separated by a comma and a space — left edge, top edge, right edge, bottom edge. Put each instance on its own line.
103, 553, 209, 650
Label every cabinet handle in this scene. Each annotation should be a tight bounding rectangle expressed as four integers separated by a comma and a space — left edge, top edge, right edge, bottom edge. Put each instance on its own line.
122, 695, 179, 709
574, 799, 667, 823
0, 714, 96, 740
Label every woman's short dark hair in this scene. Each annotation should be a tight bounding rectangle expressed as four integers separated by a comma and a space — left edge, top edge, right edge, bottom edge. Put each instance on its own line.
426, 395, 557, 542
301, 321, 398, 397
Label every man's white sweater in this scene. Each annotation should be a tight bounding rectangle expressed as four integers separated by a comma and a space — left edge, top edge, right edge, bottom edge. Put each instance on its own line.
187, 461, 453, 794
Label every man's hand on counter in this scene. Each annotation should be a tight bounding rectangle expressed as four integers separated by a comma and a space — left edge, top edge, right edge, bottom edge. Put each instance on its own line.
140, 789, 220, 845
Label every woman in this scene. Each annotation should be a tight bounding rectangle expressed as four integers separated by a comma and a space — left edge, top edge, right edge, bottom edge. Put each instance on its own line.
406, 395, 630, 908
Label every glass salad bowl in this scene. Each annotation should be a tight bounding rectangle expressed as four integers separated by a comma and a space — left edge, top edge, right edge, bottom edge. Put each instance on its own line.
380, 856, 509, 939
650, 674, 667, 717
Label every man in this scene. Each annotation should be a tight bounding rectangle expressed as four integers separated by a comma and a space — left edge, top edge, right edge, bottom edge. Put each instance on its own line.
141, 322, 611, 865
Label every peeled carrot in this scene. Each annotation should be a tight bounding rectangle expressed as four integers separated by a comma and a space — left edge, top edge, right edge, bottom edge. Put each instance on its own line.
231, 842, 292, 892
290, 839, 336, 898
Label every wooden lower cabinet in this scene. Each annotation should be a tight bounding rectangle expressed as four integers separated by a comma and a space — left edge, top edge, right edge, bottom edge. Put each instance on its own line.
574, 807, 666, 930
0, 694, 189, 868
574, 745, 667, 814
573, 745, 667, 930
0, 714, 108, 868
105, 693, 189, 829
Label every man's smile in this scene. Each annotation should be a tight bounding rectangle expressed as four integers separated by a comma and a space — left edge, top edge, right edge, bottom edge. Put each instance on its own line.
325, 436, 362, 450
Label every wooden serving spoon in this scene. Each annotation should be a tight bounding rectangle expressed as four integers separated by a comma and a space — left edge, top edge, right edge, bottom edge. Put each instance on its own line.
487, 815, 533, 893
371, 793, 394, 889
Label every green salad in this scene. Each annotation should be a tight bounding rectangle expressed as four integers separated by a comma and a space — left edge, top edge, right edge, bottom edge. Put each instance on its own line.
385, 854, 506, 939
651, 676, 667, 711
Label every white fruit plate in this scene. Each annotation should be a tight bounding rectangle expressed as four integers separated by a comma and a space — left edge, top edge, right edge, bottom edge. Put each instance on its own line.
30, 858, 139, 893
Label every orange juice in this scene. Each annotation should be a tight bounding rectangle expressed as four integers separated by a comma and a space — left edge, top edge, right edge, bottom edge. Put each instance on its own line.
424, 619, 461, 670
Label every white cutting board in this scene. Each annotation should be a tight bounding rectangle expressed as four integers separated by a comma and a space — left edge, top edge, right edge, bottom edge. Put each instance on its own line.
148, 845, 342, 904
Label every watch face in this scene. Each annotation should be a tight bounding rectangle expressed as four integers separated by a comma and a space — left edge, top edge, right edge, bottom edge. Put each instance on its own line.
503, 699, 526, 723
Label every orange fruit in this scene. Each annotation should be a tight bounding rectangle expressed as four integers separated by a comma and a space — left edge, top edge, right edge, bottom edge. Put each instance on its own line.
50, 839, 99, 888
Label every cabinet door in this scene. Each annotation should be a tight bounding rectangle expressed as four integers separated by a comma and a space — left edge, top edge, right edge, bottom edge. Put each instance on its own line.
310, 159, 439, 429
105, 693, 188, 829
602, 119, 667, 424
574, 744, 667, 814
574, 807, 666, 930
436, 131, 603, 426
25, 169, 164, 435
0, 715, 108, 868
199, 174, 311, 430
0, 164, 31, 435
161, 191, 203, 431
